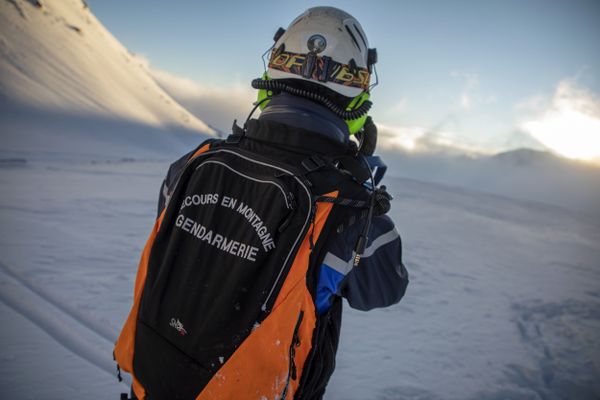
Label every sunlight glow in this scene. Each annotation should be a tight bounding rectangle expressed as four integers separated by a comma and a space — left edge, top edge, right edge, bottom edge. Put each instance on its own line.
377, 124, 426, 151
521, 82, 600, 162
523, 110, 600, 160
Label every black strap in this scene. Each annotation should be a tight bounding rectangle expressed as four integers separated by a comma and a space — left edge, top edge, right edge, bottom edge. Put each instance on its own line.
315, 195, 369, 209
301, 155, 328, 173
336, 155, 370, 184
226, 120, 246, 144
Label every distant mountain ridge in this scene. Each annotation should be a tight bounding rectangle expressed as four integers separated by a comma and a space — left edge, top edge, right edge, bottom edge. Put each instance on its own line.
493, 148, 555, 165
491, 148, 596, 169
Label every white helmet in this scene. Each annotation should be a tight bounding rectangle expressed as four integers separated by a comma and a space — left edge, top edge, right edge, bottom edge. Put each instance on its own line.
266, 6, 377, 98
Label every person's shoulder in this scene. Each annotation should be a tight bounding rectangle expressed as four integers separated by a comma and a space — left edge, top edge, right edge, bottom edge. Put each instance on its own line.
165, 139, 218, 182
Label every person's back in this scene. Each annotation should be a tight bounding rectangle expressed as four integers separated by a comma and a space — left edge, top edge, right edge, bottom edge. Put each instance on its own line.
114, 7, 408, 400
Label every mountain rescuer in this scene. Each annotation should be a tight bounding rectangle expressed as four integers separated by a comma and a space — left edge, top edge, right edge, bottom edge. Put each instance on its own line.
115, 6, 408, 399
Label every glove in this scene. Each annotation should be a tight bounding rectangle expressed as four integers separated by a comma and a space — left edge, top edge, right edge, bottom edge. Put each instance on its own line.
373, 185, 392, 216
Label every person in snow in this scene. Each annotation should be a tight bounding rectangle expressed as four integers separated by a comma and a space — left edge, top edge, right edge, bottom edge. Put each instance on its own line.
116, 6, 408, 400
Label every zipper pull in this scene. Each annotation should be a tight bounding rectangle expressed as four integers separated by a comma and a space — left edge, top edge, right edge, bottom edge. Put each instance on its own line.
279, 193, 296, 233
287, 192, 296, 210
281, 311, 305, 399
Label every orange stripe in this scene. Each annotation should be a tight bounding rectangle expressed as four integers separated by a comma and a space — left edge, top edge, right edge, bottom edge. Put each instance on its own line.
190, 142, 212, 161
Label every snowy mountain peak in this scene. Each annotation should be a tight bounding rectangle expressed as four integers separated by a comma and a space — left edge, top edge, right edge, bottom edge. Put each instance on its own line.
0, 0, 214, 136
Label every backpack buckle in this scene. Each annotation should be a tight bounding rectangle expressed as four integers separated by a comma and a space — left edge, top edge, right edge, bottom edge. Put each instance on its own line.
226, 120, 246, 144
301, 155, 326, 172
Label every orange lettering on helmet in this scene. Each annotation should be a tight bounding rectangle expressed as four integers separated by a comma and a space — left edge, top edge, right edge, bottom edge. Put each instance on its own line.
335, 67, 355, 83
336, 67, 370, 89
272, 54, 290, 67
286, 54, 305, 69
357, 70, 370, 88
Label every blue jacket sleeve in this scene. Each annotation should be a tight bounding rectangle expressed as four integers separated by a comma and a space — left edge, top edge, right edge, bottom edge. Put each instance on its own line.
316, 214, 408, 313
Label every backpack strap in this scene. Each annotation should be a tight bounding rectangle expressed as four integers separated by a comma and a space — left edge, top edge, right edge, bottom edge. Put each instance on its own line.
300, 155, 328, 173
225, 120, 246, 144
315, 195, 369, 209
240, 118, 354, 157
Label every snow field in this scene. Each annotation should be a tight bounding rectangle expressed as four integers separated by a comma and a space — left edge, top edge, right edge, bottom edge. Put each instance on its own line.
1, 157, 599, 399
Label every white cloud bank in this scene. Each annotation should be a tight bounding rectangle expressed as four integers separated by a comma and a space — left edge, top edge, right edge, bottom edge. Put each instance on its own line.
151, 68, 256, 135
519, 80, 600, 163
376, 122, 490, 156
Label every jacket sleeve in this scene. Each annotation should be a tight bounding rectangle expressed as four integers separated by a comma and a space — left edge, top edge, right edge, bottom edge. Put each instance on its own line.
316, 214, 408, 313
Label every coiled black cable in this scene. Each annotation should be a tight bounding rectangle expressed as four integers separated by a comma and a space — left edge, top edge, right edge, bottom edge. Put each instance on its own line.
251, 78, 372, 120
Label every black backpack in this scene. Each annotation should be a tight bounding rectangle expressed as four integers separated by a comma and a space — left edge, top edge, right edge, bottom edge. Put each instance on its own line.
115, 121, 373, 400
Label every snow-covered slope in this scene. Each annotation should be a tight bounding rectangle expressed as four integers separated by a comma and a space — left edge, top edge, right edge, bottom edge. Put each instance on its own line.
0, 0, 214, 159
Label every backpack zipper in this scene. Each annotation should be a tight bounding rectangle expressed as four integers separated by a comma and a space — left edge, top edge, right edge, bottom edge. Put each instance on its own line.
280, 310, 304, 399
195, 160, 293, 209
278, 192, 297, 233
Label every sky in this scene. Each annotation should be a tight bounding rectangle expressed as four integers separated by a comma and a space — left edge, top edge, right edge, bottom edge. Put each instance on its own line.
87, 0, 600, 162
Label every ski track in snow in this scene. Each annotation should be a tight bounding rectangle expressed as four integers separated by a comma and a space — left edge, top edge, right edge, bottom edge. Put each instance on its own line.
0, 262, 132, 388
0, 261, 117, 343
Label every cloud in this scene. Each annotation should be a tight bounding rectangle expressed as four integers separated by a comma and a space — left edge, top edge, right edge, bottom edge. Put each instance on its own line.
519, 79, 600, 162
377, 123, 426, 151
376, 121, 489, 155
151, 68, 256, 135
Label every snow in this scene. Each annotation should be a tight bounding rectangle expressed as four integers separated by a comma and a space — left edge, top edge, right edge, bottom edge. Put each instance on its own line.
328, 177, 600, 399
1, 1, 600, 399
1, 158, 599, 399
